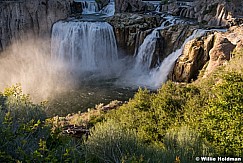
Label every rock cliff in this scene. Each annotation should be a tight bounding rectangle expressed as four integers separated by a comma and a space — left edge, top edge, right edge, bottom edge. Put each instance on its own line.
170, 26, 243, 82
0, 0, 72, 51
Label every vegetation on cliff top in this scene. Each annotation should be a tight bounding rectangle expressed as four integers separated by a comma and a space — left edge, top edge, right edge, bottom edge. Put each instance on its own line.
0, 48, 242, 162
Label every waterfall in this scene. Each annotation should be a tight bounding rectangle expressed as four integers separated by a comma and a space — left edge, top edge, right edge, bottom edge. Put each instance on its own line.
134, 15, 178, 70
51, 21, 118, 74
119, 29, 208, 89
134, 30, 160, 70
76, 0, 115, 16
149, 29, 208, 88
81, 1, 99, 14
99, 2, 115, 16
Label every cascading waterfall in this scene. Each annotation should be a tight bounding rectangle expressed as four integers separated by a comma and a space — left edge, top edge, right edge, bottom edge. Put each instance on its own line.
134, 15, 180, 70
77, 0, 115, 16
51, 21, 118, 74
81, 1, 99, 14
134, 30, 160, 70
148, 29, 208, 88
120, 28, 209, 89
99, 2, 115, 16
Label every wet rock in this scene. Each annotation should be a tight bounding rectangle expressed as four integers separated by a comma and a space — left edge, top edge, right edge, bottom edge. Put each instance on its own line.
158, 25, 194, 60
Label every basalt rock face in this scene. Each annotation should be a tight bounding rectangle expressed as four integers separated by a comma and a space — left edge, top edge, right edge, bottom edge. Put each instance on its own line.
107, 13, 160, 55
149, 24, 195, 68
115, 0, 145, 13
158, 25, 194, 60
96, 0, 110, 10
0, 0, 72, 51
203, 26, 243, 77
170, 26, 243, 82
204, 33, 235, 76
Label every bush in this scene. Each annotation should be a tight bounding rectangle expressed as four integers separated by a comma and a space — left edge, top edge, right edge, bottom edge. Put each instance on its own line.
0, 85, 84, 162
200, 72, 243, 156
85, 119, 172, 162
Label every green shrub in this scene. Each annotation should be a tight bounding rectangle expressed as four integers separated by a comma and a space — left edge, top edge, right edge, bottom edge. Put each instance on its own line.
0, 85, 85, 162
85, 119, 170, 162
200, 72, 243, 156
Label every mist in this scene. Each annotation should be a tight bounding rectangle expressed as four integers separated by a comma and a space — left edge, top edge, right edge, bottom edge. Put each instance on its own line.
0, 39, 75, 103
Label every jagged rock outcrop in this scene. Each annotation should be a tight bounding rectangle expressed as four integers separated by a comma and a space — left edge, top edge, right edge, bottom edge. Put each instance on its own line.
0, 0, 72, 51
204, 31, 237, 77
107, 13, 160, 54
170, 33, 214, 82
158, 25, 194, 60
170, 26, 243, 82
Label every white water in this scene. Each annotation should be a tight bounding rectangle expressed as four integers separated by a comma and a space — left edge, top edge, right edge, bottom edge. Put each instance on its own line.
134, 15, 180, 70
148, 29, 208, 88
119, 29, 208, 89
51, 21, 118, 75
81, 1, 99, 14
100, 2, 115, 16
79, 0, 115, 16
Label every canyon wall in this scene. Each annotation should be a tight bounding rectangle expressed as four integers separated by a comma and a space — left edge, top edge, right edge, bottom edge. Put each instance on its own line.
0, 0, 72, 51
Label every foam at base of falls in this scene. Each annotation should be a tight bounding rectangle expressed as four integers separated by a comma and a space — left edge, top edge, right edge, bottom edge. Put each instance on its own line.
51, 21, 118, 75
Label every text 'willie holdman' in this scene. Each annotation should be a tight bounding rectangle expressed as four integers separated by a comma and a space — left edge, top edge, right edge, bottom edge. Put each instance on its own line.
197, 157, 242, 162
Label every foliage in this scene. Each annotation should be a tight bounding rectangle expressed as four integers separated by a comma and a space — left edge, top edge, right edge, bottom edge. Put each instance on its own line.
0, 47, 242, 161
85, 119, 175, 162
0, 85, 84, 162
200, 72, 243, 156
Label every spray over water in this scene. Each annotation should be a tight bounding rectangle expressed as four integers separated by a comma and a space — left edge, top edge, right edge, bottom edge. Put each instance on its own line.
0, 39, 74, 102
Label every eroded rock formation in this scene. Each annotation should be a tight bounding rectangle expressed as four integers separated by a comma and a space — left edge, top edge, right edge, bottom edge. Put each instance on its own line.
170, 26, 243, 82
170, 33, 214, 82
0, 0, 72, 51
